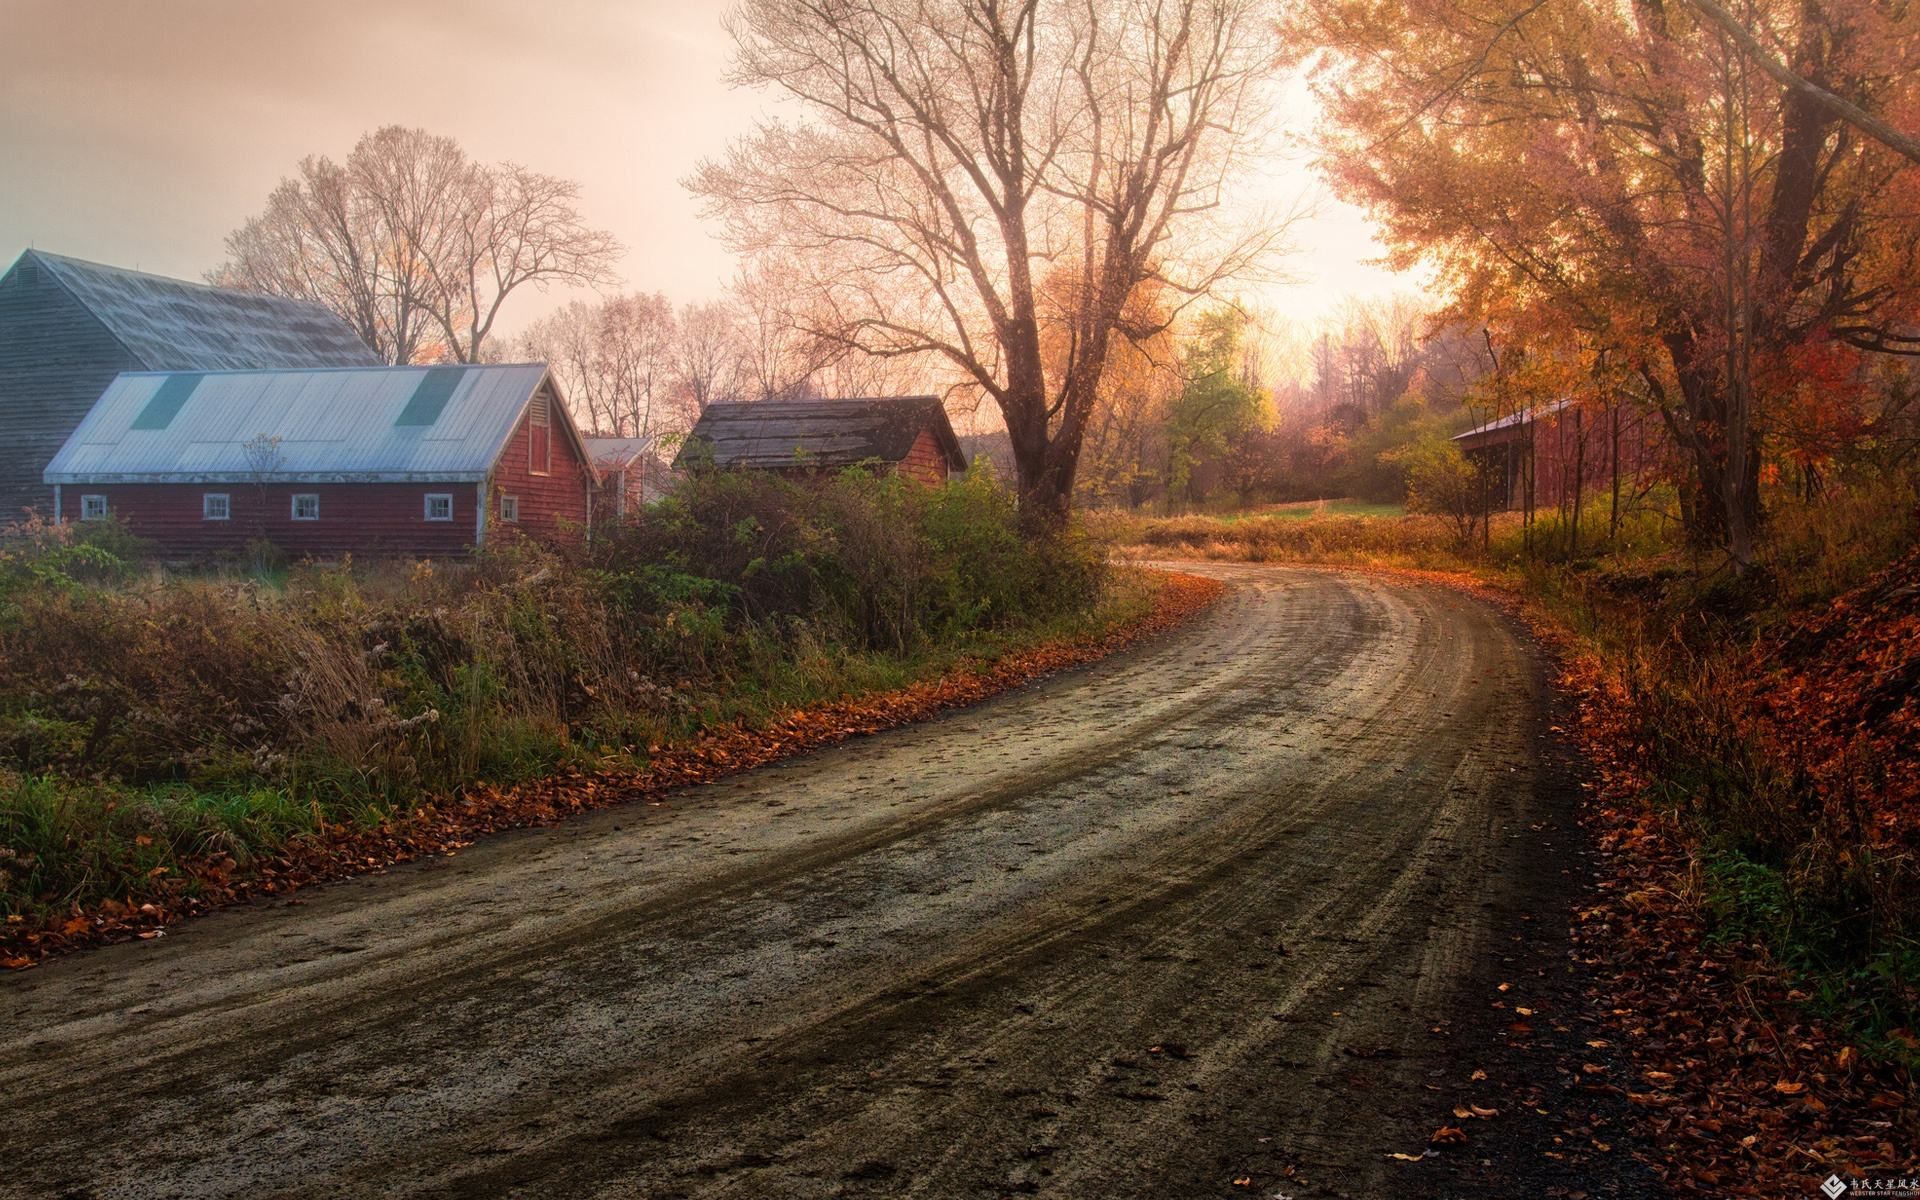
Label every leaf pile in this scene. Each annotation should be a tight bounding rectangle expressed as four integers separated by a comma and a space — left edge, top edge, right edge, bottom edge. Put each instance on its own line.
1744, 543, 1920, 853
1, 571, 1224, 968
1561, 649, 1918, 1195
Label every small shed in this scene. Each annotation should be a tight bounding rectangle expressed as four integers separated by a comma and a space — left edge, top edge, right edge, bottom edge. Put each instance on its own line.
672, 397, 968, 484
584, 435, 667, 521
45, 363, 592, 558
0, 249, 378, 522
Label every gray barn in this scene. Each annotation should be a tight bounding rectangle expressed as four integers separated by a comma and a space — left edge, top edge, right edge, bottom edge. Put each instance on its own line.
0, 250, 378, 522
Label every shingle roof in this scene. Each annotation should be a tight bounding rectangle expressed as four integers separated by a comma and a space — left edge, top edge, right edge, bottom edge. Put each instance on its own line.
23, 250, 379, 371
45, 364, 576, 484
673, 396, 967, 473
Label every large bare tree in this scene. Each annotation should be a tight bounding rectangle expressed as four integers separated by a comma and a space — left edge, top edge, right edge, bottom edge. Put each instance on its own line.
216, 127, 620, 364
691, 0, 1280, 527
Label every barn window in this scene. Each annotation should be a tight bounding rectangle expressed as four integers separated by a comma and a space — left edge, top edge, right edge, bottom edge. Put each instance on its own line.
528, 390, 552, 475
424, 493, 453, 522
203, 493, 230, 521
499, 494, 520, 523
291, 494, 320, 521
80, 494, 108, 521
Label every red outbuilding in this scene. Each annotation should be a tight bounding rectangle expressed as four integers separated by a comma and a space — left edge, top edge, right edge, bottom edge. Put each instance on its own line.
44, 363, 593, 558
1452, 398, 1672, 514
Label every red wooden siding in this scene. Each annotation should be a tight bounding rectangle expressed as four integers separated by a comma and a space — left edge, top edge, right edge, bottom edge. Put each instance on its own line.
1462, 404, 1671, 512
897, 427, 952, 485
487, 399, 591, 544
73, 483, 480, 559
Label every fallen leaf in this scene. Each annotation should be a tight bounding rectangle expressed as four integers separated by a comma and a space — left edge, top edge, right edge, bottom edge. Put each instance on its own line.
1430, 1126, 1469, 1146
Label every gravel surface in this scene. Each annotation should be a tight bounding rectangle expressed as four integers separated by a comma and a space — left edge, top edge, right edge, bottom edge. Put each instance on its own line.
0, 564, 1634, 1199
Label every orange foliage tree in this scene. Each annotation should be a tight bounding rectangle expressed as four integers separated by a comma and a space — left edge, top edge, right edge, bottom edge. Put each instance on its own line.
1285, 0, 1920, 567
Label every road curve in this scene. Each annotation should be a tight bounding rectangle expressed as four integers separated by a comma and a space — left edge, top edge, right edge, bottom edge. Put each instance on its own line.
0, 564, 1568, 1199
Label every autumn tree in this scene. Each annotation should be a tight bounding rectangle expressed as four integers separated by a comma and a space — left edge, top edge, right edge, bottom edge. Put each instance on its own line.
1286, 0, 1920, 568
692, 0, 1281, 530
217, 126, 620, 364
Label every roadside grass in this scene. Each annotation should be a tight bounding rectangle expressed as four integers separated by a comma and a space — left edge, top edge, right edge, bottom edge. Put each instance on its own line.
1095, 480, 1920, 1066
1, 468, 1162, 927
1092, 506, 1481, 567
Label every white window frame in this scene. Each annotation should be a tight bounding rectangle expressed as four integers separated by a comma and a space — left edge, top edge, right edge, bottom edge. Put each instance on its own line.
202, 493, 230, 522
499, 493, 520, 523
79, 494, 108, 522
290, 493, 320, 521
424, 493, 454, 522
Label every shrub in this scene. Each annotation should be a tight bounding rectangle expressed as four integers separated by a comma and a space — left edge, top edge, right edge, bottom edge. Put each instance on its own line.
0, 467, 1106, 916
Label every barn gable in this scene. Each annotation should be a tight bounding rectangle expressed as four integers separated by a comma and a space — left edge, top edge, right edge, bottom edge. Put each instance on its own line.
673, 396, 968, 477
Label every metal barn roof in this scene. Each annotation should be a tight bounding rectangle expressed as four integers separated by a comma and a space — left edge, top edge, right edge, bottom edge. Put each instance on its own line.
45, 364, 570, 484
673, 396, 967, 473
583, 435, 658, 472
20, 250, 379, 371
1452, 398, 1575, 446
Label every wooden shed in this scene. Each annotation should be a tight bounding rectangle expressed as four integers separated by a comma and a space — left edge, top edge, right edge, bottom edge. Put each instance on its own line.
44, 364, 592, 558
672, 397, 968, 485
0, 249, 378, 523
1453, 399, 1670, 512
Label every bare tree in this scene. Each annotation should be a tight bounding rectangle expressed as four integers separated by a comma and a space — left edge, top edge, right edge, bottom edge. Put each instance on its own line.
518, 293, 678, 437
691, 0, 1281, 528
733, 262, 833, 401
674, 301, 746, 413
217, 126, 620, 364
216, 155, 441, 364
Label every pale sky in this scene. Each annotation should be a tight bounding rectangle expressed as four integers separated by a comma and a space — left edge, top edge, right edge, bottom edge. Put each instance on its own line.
0, 0, 1412, 341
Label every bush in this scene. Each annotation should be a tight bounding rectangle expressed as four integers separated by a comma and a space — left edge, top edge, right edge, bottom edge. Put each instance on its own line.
0, 467, 1107, 916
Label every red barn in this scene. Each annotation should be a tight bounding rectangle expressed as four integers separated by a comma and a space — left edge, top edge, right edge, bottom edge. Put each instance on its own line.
44, 363, 592, 558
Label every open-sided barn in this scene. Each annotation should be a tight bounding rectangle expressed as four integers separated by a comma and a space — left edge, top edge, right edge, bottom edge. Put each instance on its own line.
673, 397, 968, 484
1453, 399, 1670, 513
0, 249, 379, 522
45, 363, 592, 558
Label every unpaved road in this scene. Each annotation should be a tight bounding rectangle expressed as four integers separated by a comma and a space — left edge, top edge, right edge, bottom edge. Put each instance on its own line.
2, 565, 1611, 1199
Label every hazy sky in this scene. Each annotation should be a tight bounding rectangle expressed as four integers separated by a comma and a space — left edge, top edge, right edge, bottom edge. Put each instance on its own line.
0, 0, 1411, 341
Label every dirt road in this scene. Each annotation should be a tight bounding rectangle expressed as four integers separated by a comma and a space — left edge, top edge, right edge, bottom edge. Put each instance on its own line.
0, 565, 1625, 1198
